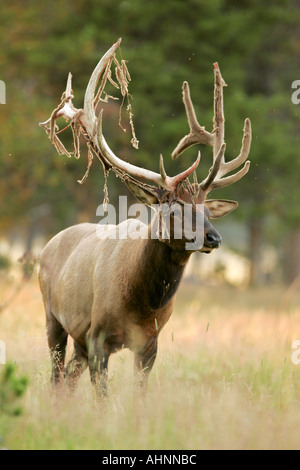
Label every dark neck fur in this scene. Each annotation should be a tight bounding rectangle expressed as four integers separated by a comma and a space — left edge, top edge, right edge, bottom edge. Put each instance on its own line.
133, 238, 191, 312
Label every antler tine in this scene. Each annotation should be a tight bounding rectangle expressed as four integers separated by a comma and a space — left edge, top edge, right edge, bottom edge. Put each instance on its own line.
216, 118, 251, 177
203, 64, 251, 193
204, 64, 251, 190
83, 38, 122, 134
211, 160, 250, 190
171, 63, 226, 163
200, 143, 226, 191
64, 72, 73, 100
213, 62, 226, 162
172, 61, 251, 196
210, 118, 251, 191
39, 72, 75, 131
169, 151, 201, 189
172, 81, 214, 160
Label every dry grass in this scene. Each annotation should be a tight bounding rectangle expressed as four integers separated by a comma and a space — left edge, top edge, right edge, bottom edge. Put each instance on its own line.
1, 275, 300, 450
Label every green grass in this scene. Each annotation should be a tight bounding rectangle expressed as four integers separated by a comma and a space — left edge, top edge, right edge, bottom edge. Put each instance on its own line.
0, 279, 300, 449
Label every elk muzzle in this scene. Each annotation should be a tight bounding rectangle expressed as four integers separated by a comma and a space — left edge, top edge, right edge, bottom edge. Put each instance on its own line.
205, 230, 222, 249
200, 223, 222, 253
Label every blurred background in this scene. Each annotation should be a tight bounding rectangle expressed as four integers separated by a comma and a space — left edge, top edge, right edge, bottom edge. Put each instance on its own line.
0, 0, 299, 288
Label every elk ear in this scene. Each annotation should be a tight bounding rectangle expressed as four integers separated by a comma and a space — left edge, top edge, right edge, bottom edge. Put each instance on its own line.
205, 199, 238, 219
125, 181, 168, 206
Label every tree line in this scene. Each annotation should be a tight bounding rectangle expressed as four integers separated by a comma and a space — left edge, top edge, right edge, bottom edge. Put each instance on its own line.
0, 0, 299, 285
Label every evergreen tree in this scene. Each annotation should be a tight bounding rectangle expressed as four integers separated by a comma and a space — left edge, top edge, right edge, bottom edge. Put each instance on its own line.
0, 0, 299, 283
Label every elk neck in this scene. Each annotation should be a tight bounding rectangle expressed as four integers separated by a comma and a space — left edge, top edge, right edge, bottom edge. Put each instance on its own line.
129, 230, 192, 313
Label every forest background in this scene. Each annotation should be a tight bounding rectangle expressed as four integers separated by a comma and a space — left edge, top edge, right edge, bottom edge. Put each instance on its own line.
0, 0, 300, 286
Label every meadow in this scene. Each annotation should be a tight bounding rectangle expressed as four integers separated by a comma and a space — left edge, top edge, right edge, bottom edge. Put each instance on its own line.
0, 275, 300, 450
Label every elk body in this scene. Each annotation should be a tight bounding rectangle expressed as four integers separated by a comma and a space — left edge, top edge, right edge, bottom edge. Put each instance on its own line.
39, 39, 251, 396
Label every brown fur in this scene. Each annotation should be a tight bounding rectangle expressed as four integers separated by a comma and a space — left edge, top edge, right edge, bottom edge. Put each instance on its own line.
39, 202, 223, 395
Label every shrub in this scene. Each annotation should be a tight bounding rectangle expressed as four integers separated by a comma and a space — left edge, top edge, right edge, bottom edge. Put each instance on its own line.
0, 363, 29, 416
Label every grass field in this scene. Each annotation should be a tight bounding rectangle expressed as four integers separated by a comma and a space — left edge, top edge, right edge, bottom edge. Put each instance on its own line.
1, 275, 300, 450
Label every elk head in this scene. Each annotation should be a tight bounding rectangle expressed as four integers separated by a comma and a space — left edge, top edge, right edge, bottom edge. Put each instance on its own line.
40, 38, 251, 253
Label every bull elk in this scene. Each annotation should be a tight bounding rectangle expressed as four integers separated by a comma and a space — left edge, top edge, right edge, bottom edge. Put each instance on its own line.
39, 39, 251, 396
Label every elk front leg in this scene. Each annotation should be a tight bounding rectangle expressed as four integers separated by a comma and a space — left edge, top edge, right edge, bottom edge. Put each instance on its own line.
88, 333, 110, 398
134, 337, 158, 393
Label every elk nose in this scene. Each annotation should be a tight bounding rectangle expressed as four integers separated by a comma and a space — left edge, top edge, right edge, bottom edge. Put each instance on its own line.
205, 232, 222, 248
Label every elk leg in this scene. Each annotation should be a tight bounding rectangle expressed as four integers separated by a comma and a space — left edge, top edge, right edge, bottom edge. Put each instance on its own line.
46, 314, 68, 386
65, 341, 88, 392
134, 337, 158, 393
88, 334, 110, 398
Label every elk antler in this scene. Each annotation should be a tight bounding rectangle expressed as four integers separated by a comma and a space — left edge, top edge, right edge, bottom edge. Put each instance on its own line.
40, 38, 200, 192
172, 63, 251, 195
